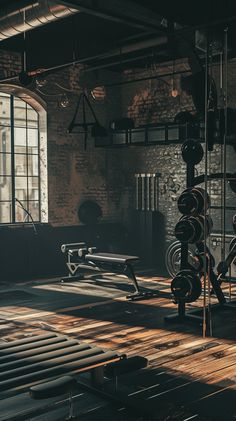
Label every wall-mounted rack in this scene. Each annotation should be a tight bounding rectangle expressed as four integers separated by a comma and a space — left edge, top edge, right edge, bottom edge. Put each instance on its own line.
94, 121, 236, 148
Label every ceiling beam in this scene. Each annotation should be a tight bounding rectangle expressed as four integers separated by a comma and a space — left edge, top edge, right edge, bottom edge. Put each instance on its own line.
56, 0, 167, 34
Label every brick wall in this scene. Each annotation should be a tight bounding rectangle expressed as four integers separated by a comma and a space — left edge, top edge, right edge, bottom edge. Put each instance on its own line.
105, 59, 236, 243
0, 49, 235, 247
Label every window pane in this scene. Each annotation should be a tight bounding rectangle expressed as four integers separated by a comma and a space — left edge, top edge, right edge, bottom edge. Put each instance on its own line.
14, 98, 26, 127
29, 201, 39, 221
0, 176, 12, 200
0, 95, 10, 126
28, 178, 39, 200
0, 126, 11, 152
28, 154, 38, 176
15, 154, 27, 175
0, 153, 11, 175
15, 201, 28, 222
27, 128, 38, 147
14, 127, 27, 151
0, 201, 11, 223
15, 177, 27, 200
27, 108, 38, 128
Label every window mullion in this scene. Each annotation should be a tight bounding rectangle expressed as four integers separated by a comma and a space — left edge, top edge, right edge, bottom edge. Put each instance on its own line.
10, 95, 15, 223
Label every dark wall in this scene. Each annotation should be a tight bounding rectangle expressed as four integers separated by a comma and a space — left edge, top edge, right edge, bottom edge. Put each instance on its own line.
0, 223, 132, 282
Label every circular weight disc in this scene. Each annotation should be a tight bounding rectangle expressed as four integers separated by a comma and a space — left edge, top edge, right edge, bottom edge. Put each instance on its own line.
177, 191, 197, 215
229, 173, 236, 194
171, 269, 202, 303
233, 214, 236, 233
181, 139, 204, 165
175, 218, 194, 243
229, 237, 236, 265
78, 200, 102, 224
165, 241, 200, 278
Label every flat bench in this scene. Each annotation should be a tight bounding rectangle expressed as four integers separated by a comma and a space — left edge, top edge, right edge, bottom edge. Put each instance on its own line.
61, 243, 157, 300
29, 356, 148, 419
0, 332, 123, 400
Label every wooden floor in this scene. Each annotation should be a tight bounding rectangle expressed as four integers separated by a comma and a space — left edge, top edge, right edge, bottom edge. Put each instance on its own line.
0, 272, 235, 420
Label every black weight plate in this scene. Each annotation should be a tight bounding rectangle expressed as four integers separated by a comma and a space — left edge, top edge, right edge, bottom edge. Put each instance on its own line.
165, 241, 200, 278
78, 201, 102, 225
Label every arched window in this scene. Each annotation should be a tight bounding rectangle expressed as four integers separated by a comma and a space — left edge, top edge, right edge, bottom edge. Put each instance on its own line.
0, 89, 48, 224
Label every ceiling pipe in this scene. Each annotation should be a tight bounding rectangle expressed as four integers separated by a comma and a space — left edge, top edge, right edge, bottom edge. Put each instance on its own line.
0, 0, 78, 41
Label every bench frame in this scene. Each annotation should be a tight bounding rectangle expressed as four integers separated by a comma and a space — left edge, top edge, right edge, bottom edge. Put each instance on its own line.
61, 243, 157, 300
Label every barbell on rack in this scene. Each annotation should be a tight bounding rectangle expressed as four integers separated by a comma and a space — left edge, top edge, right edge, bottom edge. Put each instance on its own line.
175, 214, 213, 244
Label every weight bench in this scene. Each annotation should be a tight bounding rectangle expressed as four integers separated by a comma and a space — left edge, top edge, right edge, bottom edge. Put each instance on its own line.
29, 356, 148, 419
61, 242, 157, 300
0, 332, 123, 399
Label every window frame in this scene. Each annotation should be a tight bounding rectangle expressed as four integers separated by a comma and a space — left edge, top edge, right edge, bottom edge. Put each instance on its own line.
0, 88, 47, 225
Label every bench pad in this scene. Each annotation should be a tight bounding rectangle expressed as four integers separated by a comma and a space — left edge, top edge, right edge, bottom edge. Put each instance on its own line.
85, 253, 139, 265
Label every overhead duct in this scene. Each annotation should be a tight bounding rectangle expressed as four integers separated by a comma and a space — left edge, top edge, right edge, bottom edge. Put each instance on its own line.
0, 1, 78, 41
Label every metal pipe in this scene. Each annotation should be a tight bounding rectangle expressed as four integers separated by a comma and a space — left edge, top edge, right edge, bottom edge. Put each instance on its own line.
146, 174, 151, 211
141, 174, 145, 211
135, 173, 140, 210
151, 175, 155, 211
102, 69, 190, 88
0, 0, 78, 41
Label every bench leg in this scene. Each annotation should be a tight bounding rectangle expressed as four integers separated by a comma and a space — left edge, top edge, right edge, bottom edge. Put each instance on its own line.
124, 264, 140, 294
67, 390, 76, 420
91, 366, 105, 386
124, 264, 159, 301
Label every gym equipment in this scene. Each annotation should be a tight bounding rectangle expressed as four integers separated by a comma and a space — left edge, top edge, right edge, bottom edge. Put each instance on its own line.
174, 111, 197, 125
135, 173, 160, 211
229, 173, 236, 194
30, 376, 77, 419
233, 214, 236, 233
175, 214, 212, 243
67, 92, 107, 149
171, 269, 202, 303
29, 356, 148, 420
78, 201, 102, 224
217, 237, 236, 276
0, 333, 122, 397
61, 242, 157, 300
165, 240, 215, 278
177, 187, 210, 215
181, 139, 204, 165
165, 241, 201, 278
110, 117, 134, 130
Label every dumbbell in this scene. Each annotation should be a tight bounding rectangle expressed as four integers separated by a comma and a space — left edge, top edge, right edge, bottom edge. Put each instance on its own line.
175, 214, 213, 244
181, 139, 204, 165
171, 269, 202, 303
177, 187, 210, 215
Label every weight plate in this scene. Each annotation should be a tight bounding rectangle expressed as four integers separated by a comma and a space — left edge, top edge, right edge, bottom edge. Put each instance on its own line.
171, 269, 202, 303
181, 139, 204, 165
165, 241, 200, 278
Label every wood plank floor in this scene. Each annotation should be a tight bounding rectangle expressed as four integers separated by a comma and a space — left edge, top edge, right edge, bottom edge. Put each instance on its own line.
0, 273, 235, 420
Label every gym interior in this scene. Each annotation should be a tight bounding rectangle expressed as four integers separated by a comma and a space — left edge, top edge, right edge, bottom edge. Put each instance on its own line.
0, 1, 235, 420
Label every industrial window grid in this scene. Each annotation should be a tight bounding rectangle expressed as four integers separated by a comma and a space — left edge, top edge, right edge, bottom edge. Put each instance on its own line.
0, 92, 41, 224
